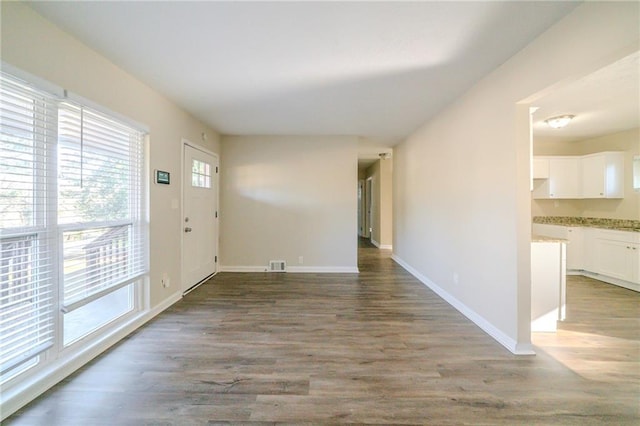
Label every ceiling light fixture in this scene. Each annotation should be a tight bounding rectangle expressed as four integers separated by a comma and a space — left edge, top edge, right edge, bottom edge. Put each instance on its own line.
544, 114, 575, 129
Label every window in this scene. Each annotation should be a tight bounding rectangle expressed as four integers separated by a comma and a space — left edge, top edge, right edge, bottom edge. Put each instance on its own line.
57, 102, 146, 318
191, 159, 211, 188
1, 76, 56, 379
0, 71, 147, 385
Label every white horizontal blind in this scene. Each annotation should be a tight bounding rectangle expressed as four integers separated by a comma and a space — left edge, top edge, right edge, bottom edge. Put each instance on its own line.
0, 73, 57, 375
57, 103, 146, 311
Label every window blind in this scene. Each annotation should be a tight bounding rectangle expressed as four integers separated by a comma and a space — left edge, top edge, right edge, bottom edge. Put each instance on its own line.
57, 102, 146, 312
0, 73, 57, 375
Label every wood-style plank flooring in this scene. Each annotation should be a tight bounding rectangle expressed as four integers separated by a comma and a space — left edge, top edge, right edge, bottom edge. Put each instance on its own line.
5, 238, 639, 425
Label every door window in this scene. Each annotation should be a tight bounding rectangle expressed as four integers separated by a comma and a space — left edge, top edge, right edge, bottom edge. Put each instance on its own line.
191, 159, 211, 188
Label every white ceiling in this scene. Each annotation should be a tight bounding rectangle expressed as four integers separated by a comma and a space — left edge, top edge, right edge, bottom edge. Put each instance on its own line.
533, 51, 640, 142
29, 1, 577, 156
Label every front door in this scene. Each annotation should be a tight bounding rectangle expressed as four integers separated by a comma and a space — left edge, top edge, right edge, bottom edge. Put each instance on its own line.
182, 143, 218, 293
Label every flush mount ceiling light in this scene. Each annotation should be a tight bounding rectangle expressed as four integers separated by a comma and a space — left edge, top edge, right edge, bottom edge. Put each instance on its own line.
544, 114, 575, 129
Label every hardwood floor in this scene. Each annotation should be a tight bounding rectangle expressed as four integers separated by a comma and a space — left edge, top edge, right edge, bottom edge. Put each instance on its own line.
5, 239, 639, 425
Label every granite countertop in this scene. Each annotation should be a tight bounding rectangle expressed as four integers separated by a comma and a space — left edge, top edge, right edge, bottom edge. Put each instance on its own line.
533, 216, 640, 232
532, 235, 568, 243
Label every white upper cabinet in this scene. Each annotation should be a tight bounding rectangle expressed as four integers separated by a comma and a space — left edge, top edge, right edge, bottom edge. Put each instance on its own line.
532, 152, 624, 199
581, 152, 624, 198
532, 158, 549, 179
533, 157, 581, 199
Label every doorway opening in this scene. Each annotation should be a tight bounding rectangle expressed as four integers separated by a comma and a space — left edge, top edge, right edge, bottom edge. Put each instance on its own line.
524, 51, 639, 358
357, 156, 393, 266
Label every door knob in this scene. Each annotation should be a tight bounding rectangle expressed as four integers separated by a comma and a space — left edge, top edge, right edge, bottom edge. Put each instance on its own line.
184, 227, 192, 233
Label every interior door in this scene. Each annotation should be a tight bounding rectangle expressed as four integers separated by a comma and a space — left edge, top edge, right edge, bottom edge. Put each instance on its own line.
182, 143, 218, 293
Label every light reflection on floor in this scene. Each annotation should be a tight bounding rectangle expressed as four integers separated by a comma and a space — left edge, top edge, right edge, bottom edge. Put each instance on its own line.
532, 275, 639, 384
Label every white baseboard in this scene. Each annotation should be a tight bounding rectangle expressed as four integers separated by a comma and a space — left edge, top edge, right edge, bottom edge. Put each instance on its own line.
287, 266, 359, 273
220, 265, 359, 274
391, 254, 534, 356
370, 239, 391, 250
220, 265, 268, 272
1, 291, 183, 420
578, 270, 639, 292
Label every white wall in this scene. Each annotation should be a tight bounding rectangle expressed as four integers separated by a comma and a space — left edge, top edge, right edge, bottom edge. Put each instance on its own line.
393, 2, 639, 353
533, 128, 640, 220
1, 2, 221, 307
220, 135, 358, 272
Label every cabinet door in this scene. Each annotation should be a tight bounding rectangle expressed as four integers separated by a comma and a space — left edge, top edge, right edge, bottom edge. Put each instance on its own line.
532, 158, 550, 179
582, 155, 606, 198
582, 227, 596, 272
548, 158, 580, 198
566, 227, 583, 271
631, 243, 639, 284
594, 239, 635, 282
532, 224, 567, 239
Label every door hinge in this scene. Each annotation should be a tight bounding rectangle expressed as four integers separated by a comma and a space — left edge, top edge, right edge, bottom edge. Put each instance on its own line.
216, 166, 218, 173
215, 256, 217, 263
215, 211, 218, 218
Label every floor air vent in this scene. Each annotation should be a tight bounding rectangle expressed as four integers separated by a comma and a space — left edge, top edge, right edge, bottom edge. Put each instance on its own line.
269, 260, 286, 272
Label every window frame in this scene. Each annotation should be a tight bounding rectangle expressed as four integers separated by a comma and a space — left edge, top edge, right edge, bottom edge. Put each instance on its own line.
0, 68, 149, 391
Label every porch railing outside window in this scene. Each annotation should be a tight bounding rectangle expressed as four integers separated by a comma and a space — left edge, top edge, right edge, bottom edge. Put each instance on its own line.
0, 71, 147, 384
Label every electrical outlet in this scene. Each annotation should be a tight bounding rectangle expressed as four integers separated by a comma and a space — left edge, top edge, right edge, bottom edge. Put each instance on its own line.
453, 272, 459, 285
298, 256, 304, 265
161, 273, 170, 288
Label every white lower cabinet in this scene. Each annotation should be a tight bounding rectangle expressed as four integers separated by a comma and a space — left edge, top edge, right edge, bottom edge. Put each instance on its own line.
531, 241, 566, 332
533, 224, 639, 290
532, 224, 583, 271
566, 227, 584, 271
592, 231, 639, 284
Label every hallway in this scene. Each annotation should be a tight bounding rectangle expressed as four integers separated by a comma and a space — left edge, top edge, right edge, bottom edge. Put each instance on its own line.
6, 242, 639, 424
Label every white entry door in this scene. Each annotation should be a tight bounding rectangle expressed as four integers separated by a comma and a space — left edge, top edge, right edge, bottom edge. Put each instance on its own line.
182, 143, 218, 293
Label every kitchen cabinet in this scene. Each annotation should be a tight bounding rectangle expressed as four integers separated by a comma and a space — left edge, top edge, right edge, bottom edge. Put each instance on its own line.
532, 225, 639, 290
532, 152, 624, 199
580, 227, 596, 273
532, 158, 549, 179
531, 241, 566, 332
565, 227, 584, 271
592, 230, 639, 284
581, 152, 624, 198
532, 157, 581, 199
532, 224, 582, 271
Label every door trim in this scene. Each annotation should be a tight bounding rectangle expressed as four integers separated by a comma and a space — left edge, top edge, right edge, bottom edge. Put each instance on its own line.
181, 139, 220, 294
365, 177, 373, 239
